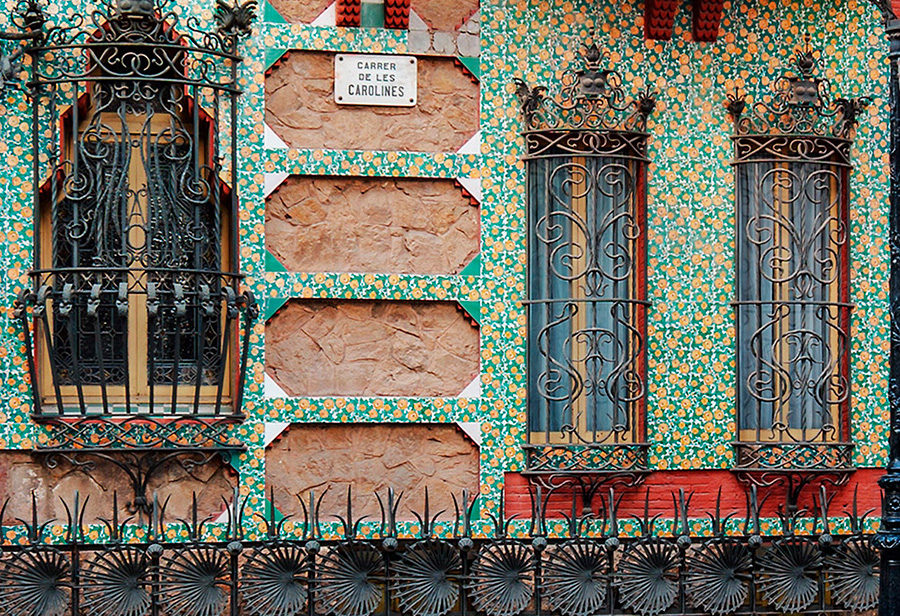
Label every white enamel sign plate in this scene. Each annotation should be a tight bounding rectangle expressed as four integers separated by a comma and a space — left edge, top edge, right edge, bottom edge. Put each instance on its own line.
334, 54, 417, 107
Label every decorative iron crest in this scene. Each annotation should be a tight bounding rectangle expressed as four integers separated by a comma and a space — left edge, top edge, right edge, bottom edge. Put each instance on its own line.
21, 0, 255, 94
514, 41, 656, 159
515, 42, 656, 133
726, 36, 870, 143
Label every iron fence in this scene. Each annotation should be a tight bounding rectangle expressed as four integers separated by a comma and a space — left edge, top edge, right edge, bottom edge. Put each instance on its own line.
0, 484, 879, 616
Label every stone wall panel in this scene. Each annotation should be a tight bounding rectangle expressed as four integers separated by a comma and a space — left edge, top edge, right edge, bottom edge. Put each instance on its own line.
267, 0, 332, 23
266, 423, 480, 520
266, 53, 479, 152
267, 176, 479, 274
266, 300, 479, 397
412, 0, 478, 31
0, 451, 235, 523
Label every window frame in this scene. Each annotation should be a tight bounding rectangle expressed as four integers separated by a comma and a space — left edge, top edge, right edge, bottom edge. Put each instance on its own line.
731, 136, 854, 470
16, 5, 257, 421
35, 97, 236, 414
727, 44, 867, 472
514, 45, 656, 474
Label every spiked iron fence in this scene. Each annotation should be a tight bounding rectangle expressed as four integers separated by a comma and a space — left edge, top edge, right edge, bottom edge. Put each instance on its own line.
0, 484, 880, 616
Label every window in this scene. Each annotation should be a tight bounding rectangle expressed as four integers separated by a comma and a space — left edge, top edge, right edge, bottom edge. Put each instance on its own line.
516, 44, 655, 473
728, 43, 867, 471
40, 99, 230, 411
17, 3, 257, 419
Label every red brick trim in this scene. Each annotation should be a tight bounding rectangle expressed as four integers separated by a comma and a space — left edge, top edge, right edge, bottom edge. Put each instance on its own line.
644, 0, 679, 41
505, 469, 882, 520
335, 0, 361, 27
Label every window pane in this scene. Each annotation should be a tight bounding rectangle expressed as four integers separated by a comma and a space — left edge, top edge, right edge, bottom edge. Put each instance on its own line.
735, 159, 850, 444
527, 155, 645, 446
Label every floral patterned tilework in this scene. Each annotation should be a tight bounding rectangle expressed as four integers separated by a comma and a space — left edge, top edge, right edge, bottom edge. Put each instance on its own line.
0, 0, 890, 535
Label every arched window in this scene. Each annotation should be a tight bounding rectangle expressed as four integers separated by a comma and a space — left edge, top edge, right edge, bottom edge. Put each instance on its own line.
516, 44, 655, 474
728, 42, 867, 471
16, 0, 257, 419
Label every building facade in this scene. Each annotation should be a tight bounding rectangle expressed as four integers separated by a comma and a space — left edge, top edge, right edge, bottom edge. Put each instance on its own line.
0, 0, 893, 613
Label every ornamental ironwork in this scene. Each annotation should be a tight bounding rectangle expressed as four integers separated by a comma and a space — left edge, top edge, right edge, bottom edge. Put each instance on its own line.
393, 540, 462, 616
240, 543, 308, 616
727, 38, 868, 474
0, 483, 880, 616
515, 41, 656, 157
11, 0, 258, 422
541, 539, 607, 616
516, 40, 654, 475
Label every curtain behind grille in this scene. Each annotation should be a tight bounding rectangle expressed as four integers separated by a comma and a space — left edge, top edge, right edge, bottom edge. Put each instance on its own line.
527, 155, 643, 444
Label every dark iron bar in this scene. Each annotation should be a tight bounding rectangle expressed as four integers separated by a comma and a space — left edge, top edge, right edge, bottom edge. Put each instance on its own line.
13, 0, 257, 421
0, 484, 861, 616
877, 16, 900, 616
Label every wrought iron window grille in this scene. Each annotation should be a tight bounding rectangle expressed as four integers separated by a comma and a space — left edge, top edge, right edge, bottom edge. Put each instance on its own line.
10, 0, 259, 425
726, 37, 869, 483
515, 40, 655, 479
0, 483, 880, 616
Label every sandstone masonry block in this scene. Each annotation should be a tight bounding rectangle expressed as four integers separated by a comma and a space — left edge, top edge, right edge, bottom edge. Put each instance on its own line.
412, 0, 478, 31
266, 300, 479, 397
266, 424, 479, 520
267, 0, 332, 23
0, 451, 234, 523
266, 53, 479, 152
267, 176, 479, 274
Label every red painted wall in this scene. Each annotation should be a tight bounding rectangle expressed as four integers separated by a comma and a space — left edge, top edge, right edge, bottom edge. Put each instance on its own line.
505, 469, 882, 523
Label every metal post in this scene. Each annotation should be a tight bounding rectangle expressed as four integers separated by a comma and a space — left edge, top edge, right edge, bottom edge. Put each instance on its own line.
877, 18, 900, 616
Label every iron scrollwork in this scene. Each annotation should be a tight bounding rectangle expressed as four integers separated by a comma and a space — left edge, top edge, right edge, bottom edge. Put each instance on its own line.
684, 538, 752, 615
240, 542, 308, 616
0, 483, 881, 616
517, 39, 654, 475
81, 547, 152, 616
541, 539, 607, 616
729, 37, 867, 475
12, 0, 258, 421
468, 540, 534, 616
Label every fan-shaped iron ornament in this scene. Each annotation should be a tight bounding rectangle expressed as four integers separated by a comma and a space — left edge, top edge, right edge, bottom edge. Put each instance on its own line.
317, 542, 384, 616
468, 540, 533, 616
392, 540, 461, 616
541, 539, 607, 616
241, 543, 308, 616
826, 537, 880, 612
81, 547, 151, 616
0, 548, 70, 616
684, 540, 751, 615
615, 539, 678, 616
758, 538, 822, 612
159, 546, 231, 616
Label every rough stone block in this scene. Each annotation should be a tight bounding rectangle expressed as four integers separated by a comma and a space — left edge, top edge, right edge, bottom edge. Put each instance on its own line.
267, 176, 479, 274
267, 0, 332, 23
411, 0, 478, 31
266, 53, 479, 152
266, 300, 479, 397
266, 423, 479, 521
0, 451, 234, 524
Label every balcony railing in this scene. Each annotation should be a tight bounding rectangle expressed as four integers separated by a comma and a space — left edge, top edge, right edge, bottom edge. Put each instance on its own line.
8, 0, 259, 424
16, 267, 257, 420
